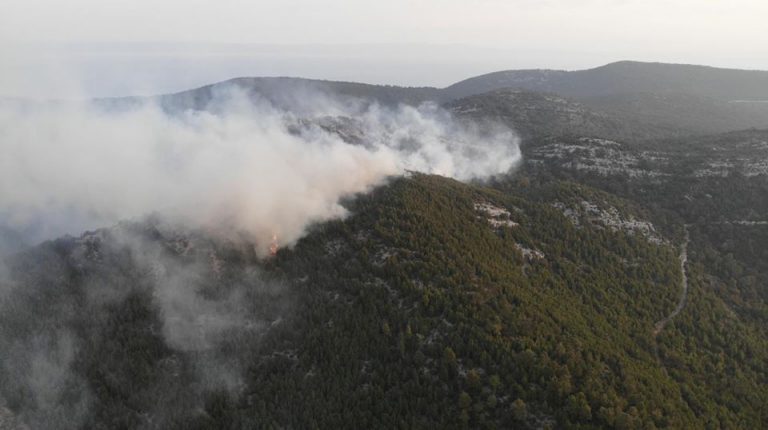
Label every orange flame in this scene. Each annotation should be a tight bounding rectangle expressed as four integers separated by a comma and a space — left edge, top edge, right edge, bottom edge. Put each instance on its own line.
269, 233, 279, 256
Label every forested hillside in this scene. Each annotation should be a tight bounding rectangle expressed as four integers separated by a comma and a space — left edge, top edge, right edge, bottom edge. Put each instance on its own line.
2, 173, 766, 428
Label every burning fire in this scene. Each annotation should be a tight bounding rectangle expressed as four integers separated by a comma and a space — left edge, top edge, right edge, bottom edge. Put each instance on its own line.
269, 233, 279, 256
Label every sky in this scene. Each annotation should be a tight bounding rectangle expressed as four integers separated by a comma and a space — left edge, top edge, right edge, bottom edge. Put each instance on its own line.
2, 0, 767, 98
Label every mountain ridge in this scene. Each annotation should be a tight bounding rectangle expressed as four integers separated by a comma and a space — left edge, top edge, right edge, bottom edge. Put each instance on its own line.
87, 60, 768, 109
443, 60, 768, 101
85, 61, 768, 141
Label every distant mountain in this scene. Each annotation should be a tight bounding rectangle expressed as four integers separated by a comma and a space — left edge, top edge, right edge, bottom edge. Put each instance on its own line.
91, 61, 768, 141
96, 77, 440, 113
104, 61, 768, 108
443, 61, 768, 101
440, 62, 768, 139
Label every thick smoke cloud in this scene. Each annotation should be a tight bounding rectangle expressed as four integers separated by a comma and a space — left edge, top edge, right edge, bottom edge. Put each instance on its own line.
0, 86, 520, 255
1, 330, 91, 429
0, 85, 520, 428
0, 219, 292, 429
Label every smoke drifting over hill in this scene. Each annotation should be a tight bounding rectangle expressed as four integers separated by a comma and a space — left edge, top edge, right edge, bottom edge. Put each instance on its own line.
0, 87, 520, 255
0, 86, 520, 428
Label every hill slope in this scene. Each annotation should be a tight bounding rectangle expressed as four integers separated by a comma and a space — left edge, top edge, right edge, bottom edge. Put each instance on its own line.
447, 89, 676, 141
2, 174, 766, 428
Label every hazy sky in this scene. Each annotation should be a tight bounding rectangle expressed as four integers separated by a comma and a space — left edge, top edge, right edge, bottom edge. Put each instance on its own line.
2, 0, 767, 97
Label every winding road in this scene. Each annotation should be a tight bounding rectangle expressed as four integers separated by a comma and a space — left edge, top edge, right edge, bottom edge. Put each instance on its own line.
653, 226, 690, 337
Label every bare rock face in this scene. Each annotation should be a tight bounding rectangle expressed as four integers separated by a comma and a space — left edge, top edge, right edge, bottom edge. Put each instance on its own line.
552, 199, 665, 245
474, 201, 519, 229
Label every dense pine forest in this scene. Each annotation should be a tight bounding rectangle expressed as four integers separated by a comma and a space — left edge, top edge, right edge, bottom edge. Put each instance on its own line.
2, 171, 767, 428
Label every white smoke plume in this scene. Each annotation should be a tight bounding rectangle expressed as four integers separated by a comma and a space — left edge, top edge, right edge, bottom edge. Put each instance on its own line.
0, 86, 520, 255
0, 83, 521, 428
2, 330, 91, 429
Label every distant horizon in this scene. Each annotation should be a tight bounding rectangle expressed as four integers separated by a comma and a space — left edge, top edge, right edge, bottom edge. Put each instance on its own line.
5, 0, 766, 97
4, 44, 768, 101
